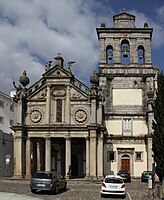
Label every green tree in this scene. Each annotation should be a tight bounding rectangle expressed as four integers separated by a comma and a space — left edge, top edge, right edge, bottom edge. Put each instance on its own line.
152, 72, 164, 182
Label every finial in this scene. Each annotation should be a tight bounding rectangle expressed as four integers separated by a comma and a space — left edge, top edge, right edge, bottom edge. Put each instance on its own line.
122, 8, 126, 12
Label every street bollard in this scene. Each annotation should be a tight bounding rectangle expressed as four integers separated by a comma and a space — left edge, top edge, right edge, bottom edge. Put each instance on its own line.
148, 175, 152, 199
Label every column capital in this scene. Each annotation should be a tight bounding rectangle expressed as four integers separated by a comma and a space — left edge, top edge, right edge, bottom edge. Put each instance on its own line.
65, 134, 71, 140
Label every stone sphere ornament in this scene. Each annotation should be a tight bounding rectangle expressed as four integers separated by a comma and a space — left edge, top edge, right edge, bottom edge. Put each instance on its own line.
19, 70, 30, 87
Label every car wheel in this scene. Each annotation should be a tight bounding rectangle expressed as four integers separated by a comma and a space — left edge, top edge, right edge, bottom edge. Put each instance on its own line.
101, 193, 104, 198
31, 189, 37, 194
55, 186, 59, 194
63, 183, 67, 191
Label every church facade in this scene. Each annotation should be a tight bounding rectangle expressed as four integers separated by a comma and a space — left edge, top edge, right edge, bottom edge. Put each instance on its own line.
13, 11, 159, 179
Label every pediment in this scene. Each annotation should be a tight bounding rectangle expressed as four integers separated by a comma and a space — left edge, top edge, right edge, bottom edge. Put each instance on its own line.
43, 65, 72, 79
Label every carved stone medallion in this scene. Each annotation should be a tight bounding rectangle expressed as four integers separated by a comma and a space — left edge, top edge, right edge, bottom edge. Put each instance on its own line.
30, 109, 42, 123
74, 108, 88, 124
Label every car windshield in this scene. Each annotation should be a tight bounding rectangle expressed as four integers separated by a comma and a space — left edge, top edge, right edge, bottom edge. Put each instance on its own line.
105, 178, 123, 184
118, 170, 128, 174
144, 172, 151, 176
33, 172, 53, 179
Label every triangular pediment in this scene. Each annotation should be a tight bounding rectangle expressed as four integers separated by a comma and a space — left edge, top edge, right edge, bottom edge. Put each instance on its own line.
43, 65, 73, 79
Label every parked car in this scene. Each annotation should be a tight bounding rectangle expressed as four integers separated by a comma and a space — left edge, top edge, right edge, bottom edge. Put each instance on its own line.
101, 175, 126, 198
141, 171, 152, 182
30, 171, 67, 194
117, 170, 131, 182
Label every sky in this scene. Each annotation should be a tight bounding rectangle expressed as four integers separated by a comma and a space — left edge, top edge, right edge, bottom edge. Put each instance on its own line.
0, 0, 164, 95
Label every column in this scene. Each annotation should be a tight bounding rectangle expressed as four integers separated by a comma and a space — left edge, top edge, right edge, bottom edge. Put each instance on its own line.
97, 133, 103, 179
14, 131, 22, 177
65, 135, 71, 178
147, 137, 153, 171
91, 98, 96, 124
37, 142, 41, 171
45, 85, 51, 124
26, 137, 31, 177
65, 85, 70, 124
85, 136, 90, 178
89, 130, 97, 179
45, 137, 51, 171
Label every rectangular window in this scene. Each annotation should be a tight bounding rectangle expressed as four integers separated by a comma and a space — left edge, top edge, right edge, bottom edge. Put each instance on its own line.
123, 118, 132, 136
135, 152, 143, 161
0, 116, 4, 124
10, 119, 14, 126
56, 99, 62, 122
107, 151, 115, 162
0, 100, 4, 108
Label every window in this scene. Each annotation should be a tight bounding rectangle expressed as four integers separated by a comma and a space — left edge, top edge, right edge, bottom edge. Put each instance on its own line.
56, 99, 62, 122
123, 118, 132, 136
138, 45, 145, 64
0, 100, 4, 108
121, 40, 130, 64
106, 45, 114, 64
0, 116, 4, 124
135, 152, 143, 161
107, 151, 115, 162
10, 119, 14, 126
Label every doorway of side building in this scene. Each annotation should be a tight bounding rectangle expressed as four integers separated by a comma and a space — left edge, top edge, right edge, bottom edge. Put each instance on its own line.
121, 154, 130, 172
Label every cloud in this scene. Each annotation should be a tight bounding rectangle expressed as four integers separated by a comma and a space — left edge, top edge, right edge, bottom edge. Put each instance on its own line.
0, 0, 164, 95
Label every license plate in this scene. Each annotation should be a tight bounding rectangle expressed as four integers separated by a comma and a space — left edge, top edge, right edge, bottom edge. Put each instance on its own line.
36, 183, 46, 187
109, 186, 117, 189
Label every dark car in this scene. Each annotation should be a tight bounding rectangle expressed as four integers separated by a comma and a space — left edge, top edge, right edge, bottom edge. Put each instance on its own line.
117, 170, 131, 182
30, 171, 67, 194
141, 171, 152, 182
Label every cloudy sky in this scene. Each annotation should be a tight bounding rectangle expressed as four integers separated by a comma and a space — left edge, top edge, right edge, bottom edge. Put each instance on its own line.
0, 0, 164, 95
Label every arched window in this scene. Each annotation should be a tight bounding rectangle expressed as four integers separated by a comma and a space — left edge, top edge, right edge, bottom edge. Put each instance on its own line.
138, 45, 145, 64
106, 45, 114, 64
56, 99, 62, 122
121, 40, 130, 64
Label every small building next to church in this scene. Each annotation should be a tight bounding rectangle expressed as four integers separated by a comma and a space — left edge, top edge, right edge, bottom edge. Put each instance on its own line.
12, 11, 159, 179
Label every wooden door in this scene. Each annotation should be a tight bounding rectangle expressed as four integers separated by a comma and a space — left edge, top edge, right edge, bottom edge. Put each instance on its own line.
121, 159, 130, 171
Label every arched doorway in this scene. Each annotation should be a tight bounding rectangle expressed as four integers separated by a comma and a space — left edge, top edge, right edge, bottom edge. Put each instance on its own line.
121, 154, 130, 172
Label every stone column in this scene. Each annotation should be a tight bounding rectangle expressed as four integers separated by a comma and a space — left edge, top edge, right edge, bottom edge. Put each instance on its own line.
65, 85, 70, 124
89, 129, 97, 179
45, 137, 51, 171
97, 133, 104, 179
147, 137, 153, 171
91, 98, 96, 124
85, 136, 90, 179
45, 85, 51, 124
99, 38, 106, 64
37, 142, 41, 171
65, 135, 71, 178
147, 95, 154, 171
14, 131, 23, 177
25, 137, 31, 177
114, 39, 121, 64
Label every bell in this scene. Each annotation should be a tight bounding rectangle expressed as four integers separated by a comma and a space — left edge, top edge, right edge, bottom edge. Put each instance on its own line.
107, 51, 113, 60
138, 51, 143, 59
122, 46, 129, 58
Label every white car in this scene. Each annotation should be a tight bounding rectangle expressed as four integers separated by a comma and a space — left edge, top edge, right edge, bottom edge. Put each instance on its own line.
101, 175, 126, 198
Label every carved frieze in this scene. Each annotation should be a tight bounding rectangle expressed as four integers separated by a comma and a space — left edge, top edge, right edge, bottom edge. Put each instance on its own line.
37, 90, 47, 99
51, 86, 66, 97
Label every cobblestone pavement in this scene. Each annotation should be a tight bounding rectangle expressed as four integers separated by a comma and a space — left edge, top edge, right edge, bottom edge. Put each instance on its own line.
0, 178, 159, 200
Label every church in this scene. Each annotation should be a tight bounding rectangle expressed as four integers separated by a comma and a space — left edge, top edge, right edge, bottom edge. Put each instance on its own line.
12, 11, 159, 179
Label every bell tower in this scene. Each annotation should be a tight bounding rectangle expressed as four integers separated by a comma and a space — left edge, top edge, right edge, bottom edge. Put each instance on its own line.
97, 11, 152, 67
96, 10, 159, 175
